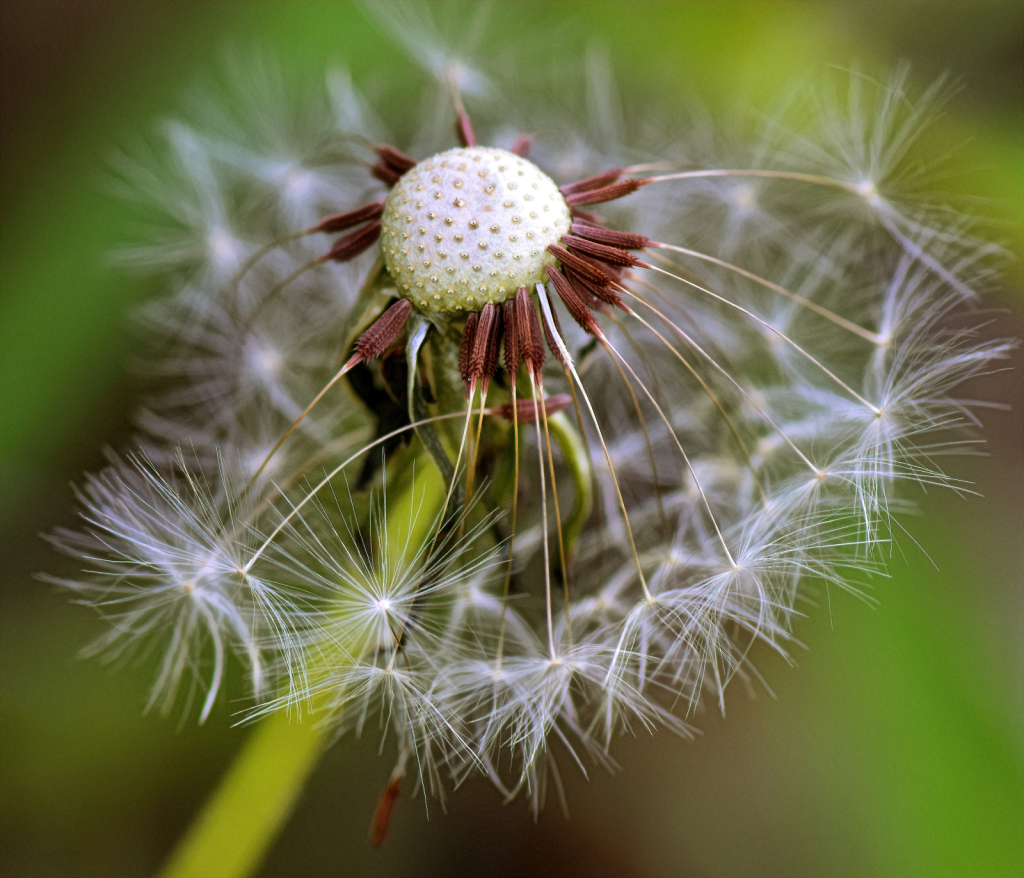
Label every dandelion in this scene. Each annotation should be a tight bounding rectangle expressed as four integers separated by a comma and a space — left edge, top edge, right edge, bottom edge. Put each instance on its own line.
45, 12, 1012, 873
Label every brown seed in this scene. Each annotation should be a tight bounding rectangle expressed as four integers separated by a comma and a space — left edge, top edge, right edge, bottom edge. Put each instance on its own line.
509, 134, 532, 158
469, 303, 499, 383
560, 168, 623, 196
564, 179, 648, 207
562, 234, 643, 268
537, 287, 566, 366
568, 208, 604, 225
375, 144, 417, 173
546, 266, 599, 335
482, 305, 504, 385
311, 200, 385, 234
459, 312, 480, 385
369, 777, 402, 848
563, 265, 624, 309
371, 161, 402, 186
490, 394, 573, 423
503, 293, 522, 374
321, 220, 382, 263
455, 109, 478, 148
547, 243, 615, 286
569, 221, 650, 251
517, 287, 546, 376
353, 299, 413, 362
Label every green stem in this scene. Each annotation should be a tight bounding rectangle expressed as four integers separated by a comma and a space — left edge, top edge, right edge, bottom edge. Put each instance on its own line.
548, 411, 593, 558
158, 707, 328, 878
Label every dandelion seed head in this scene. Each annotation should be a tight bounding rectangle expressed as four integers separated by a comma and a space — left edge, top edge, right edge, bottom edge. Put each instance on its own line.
45, 19, 1013, 816
381, 147, 571, 312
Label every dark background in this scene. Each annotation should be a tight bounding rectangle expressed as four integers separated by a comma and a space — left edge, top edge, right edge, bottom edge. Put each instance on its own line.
2, 3, 1021, 876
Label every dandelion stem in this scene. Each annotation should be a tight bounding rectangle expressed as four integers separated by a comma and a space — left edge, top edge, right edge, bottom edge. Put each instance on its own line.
547, 412, 593, 572
159, 710, 327, 878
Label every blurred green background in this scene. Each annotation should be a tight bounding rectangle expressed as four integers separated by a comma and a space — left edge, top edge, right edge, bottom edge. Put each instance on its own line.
1, 2, 1021, 876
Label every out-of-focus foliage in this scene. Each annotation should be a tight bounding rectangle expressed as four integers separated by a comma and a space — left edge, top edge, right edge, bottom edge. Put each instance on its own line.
1, 3, 1020, 876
